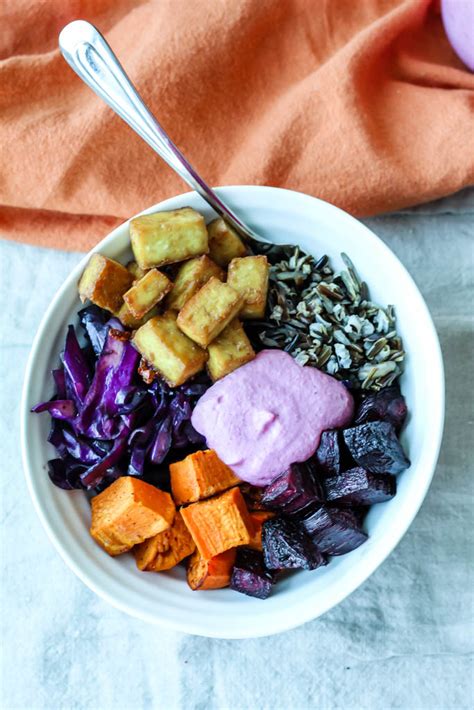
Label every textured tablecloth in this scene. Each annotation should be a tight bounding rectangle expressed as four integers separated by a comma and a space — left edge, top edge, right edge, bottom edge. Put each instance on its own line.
1, 191, 473, 710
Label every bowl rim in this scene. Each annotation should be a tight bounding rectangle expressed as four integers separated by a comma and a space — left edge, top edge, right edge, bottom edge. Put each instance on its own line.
20, 185, 445, 637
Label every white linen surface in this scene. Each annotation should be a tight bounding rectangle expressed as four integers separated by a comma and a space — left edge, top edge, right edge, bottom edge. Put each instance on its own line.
1, 192, 473, 710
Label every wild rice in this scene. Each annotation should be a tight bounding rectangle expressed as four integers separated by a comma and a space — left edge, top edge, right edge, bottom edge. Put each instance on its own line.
247, 244, 405, 391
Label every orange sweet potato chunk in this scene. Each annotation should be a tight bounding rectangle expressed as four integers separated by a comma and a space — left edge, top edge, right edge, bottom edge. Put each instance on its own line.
248, 511, 276, 551
181, 487, 253, 559
170, 449, 240, 505
187, 548, 237, 590
90, 476, 175, 556
134, 510, 195, 571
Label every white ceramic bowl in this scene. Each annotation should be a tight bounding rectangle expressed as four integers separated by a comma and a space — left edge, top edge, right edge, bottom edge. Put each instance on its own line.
21, 186, 444, 638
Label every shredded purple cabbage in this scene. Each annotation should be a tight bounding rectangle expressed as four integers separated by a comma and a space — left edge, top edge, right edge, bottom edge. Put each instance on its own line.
33, 305, 210, 492
31, 399, 76, 420
62, 325, 92, 407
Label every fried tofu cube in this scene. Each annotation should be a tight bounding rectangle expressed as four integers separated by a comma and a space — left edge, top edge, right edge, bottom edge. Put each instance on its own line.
181, 487, 254, 559
123, 269, 172, 319
90, 477, 175, 556
227, 255, 269, 319
115, 302, 159, 330
126, 260, 148, 281
177, 277, 244, 348
130, 207, 208, 269
132, 312, 207, 387
170, 449, 240, 505
166, 255, 224, 311
134, 510, 195, 571
207, 218, 247, 267
207, 319, 255, 381
187, 548, 236, 590
78, 253, 133, 313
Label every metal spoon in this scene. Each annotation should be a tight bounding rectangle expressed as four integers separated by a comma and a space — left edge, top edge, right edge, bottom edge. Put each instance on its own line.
58, 20, 271, 248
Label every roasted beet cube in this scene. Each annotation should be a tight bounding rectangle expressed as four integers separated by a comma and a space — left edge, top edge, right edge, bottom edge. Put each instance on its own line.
240, 483, 269, 511
343, 421, 410, 475
324, 467, 396, 505
355, 386, 408, 432
301, 506, 367, 555
348, 505, 370, 524
314, 430, 349, 476
262, 517, 326, 570
230, 548, 274, 600
301, 505, 357, 535
261, 463, 324, 515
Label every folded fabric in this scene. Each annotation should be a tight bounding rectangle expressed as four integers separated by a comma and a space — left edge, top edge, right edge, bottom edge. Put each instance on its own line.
0, 0, 473, 251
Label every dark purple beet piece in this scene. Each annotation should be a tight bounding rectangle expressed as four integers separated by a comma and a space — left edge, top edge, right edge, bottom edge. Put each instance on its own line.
301, 506, 367, 555
314, 430, 344, 476
324, 467, 396, 506
240, 484, 269, 511
262, 518, 326, 570
230, 548, 274, 600
343, 421, 410, 475
261, 463, 324, 515
301, 505, 358, 535
355, 387, 408, 432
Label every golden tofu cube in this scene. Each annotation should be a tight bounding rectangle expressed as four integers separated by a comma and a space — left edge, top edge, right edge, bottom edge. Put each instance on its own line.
78, 254, 133, 313
130, 207, 208, 269
126, 260, 148, 281
177, 277, 244, 348
167, 255, 223, 311
123, 269, 172, 319
207, 319, 255, 381
115, 302, 159, 330
207, 218, 247, 267
227, 255, 269, 319
132, 312, 207, 387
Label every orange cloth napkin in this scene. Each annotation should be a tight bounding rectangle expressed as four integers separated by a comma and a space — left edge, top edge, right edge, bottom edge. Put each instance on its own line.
1, 0, 473, 251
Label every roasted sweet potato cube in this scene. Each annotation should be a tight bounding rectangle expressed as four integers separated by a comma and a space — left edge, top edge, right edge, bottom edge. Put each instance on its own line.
115, 302, 159, 330
207, 319, 255, 380
134, 510, 195, 571
248, 511, 276, 551
187, 548, 237, 590
170, 449, 240, 505
167, 255, 224, 311
90, 477, 175, 556
177, 277, 244, 348
123, 269, 172, 319
181, 487, 253, 559
78, 254, 133, 313
126, 260, 148, 281
132, 312, 207, 387
207, 218, 247, 267
227, 255, 269, 319
130, 208, 208, 269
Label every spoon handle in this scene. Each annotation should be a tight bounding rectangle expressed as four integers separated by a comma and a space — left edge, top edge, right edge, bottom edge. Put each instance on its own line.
59, 20, 259, 241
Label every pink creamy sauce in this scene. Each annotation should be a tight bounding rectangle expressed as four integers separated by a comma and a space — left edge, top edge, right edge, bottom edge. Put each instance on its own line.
191, 349, 354, 486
